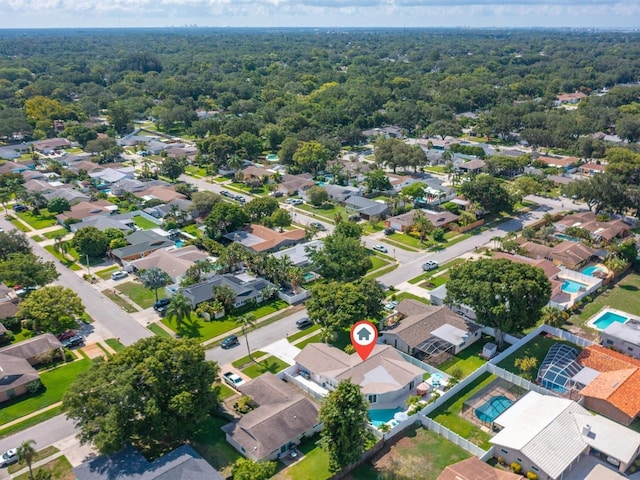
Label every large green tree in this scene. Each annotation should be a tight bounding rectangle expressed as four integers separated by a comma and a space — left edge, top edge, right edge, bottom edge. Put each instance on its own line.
0, 230, 31, 260
459, 174, 513, 214
307, 229, 372, 282
16, 286, 84, 333
140, 267, 170, 302
62, 337, 220, 454
72, 226, 109, 259
159, 157, 186, 181
445, 258, 551, 348
0, 253, 59, 288
231, 459, 277, 480
292, 141, 331, 174
204, 202, 249, 238
319, 379, 370, 472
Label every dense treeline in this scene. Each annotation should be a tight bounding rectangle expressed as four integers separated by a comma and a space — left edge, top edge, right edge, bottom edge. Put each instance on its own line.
2, 28, 640, 158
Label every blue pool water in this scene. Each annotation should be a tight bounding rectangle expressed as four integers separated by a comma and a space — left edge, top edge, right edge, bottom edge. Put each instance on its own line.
475, 395, 513, 423
555, 233, 578, 242
582, 266, 605, 276
174, 241, 184, 248
561, 279, 588, 294
593, 311, 629, 330
303, 272, 315, 281
368, 408, 404, 427
316, 182, 325, 186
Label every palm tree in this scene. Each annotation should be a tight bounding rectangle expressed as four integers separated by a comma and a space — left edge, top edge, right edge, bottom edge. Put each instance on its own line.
412, 210, 433, 244
228, 154, 243, 173
140, 267, 170, 302
164, 293, 192, 330
236, 313, 256, 361
288, 267, 305, 293
17, 439, 36, 480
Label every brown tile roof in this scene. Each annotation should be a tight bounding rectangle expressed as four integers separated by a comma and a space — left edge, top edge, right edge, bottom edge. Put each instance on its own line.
136, 186, 186, 203
0, 299, 19, 320
580, 163, 606, 173
222, 373, 319, 460
0, 353, 39, 397
240, 224, 305, 253
577, 345, 640, 419
493, 252, 561, 279
56, 199, 116, 222
437, 457, 524, 480
0, 333, 62, 360
521, 241, 597, 267
127, 245, 209, 279
556, 212, 630, 242
460, 159, 486, 171
557, 92, 587, 103
279, 175, 315, 193
536, 156, 577, 167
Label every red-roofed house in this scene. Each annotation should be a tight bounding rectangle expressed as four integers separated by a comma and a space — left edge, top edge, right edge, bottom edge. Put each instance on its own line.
534, 156, 578, 168
224, 224, 306, 253
579, 163, 606, 175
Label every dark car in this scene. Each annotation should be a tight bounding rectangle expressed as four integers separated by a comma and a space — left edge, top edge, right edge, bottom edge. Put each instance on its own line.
309, 222, 326, 231
62, 335, 84, 349
153, 298, 171, 311
296, 317, 313, 329
348, 214, 361, 222
221, 334, 239, 349
12, 204, 27, 212
384, 227, 395, 235
56, 330, 77, 341
220, 190, 234, 198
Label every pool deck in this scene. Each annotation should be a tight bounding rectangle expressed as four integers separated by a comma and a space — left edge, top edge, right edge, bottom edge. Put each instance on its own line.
587, 306, 640, 331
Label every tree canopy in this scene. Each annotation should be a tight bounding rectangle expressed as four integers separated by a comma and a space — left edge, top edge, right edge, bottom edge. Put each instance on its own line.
307, 227, 371, 282
62, 337, 220, 454
16, 286, 84, 333
0, 253, 59, 288
72, 226, 109, 259
445, 259, 551, 347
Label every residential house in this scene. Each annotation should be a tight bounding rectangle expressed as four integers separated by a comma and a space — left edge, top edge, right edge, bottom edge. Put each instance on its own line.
0, 353, 39, 403
21, 170, 47, 182
320, 184, 361, 203
0, 161, 27, 174
176, 273, 275, 309
144, 198, 193, 221
55, 200, 118, 225
89, 167, 135, 185
575, 344, 640, 426
458, 159, 486, 175
520, 241, 598, 270
135, 185, 186, 203
534, 155, 578, 169
32, 138, 72, 153
67, 160, 101, 174
241, 165, 274, 183
277, 174, 316, 196
126, 245, 209, 284
73, 444, 224, 480
69, 211, 142, 233
600, 319, 640, 361
555, 211, 631, 244
222, 373, 320, 461
437, 457, 524, 480
23, 178, 55, 193
492, 253, 564, 298
0, 146, 26, 160
164, 144, 197, 161
345, 196, 389, 220
579, 163, 606, 175
362, 125, 403, 139
380, 300, 481, 365
224, 224, 306, 254
388, 174, 421, 192
385, 209, 459, 232
111, 230, 174, 263
335, 158, 372, 183
555, 92, 588, 105
547, 175, 575, 186
0, 334, 63, 366
294, 343, 424, 408
271, 240, 323, 267
146, 140, 170, 155
0, 298, 19, 323
490, 391, 640, 479
43, 188, 91, 206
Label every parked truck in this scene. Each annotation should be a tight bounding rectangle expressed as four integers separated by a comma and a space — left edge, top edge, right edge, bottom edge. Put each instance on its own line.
223, 371, 245, 389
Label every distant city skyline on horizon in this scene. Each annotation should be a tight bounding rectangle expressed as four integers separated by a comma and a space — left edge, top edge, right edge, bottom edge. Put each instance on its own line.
2, 1, 640, 30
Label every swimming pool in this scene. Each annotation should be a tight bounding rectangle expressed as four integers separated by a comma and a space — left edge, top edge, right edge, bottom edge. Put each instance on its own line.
582, 266, 605, 276
174, 241, 184, 248
303, 272, 315, 282
592, 311, 629, 330
368, 408, 404, 427
475, 395, 513, 423
561, 278, 588, 294
555, 233, 578, 242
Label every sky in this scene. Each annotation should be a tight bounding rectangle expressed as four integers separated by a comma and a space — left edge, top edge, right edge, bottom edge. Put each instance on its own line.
1, 0, 639, 29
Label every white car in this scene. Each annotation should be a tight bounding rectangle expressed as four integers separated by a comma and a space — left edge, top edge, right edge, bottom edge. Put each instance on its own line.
285, 198, 303, 206
111, 270, 129, 281
422, 260, 439, 271
0, 448, 17, 468
372, 245, 388, 253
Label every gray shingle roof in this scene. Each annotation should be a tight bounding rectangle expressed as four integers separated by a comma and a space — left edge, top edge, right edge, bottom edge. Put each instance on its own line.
72, 444, 223, 480
180, 274, 274, 306
0, 333, 62, 360
0, 353, 39, 396
345, 196, 388, 216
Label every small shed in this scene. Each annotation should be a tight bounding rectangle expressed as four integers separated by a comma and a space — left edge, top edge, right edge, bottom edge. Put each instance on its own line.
482, 342, 497, 359
416, 382, 431, 396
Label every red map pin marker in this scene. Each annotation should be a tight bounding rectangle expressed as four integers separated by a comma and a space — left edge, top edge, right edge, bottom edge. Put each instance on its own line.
350, 320, 378, 361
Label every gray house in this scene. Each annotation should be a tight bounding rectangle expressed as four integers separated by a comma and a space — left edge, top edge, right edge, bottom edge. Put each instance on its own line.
176, 274, 275, 308
345, 196, 389, 220
73, 444, 223, 480
601, 318, 640, 360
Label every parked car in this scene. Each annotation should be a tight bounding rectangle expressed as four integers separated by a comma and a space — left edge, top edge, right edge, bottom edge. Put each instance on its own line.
348, 214, 361, 222
372, 244, 388, 253
383, 300, 399, 311
296, 317, 313, 329
62, 335, 84, 349
235, 195, 245, 203
221, 334, 240, 349
220, 190, 234, 198
111, 270, 129, 280
56, 330, 77, 341
309, 222, 326, 231
384, 227, 395, 235
422, 260, 439, 271
285, 198, 303, 206
12, 204, 27, 212
0, 449, 17, 468
223, 371, 245, 388
269, 191, 283, 197
153, 298, 171, 311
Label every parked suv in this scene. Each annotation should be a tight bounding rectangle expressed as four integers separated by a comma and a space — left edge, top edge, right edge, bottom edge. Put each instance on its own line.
422, 260, 439, 271
62, 335, 84, 349
0, 449, 17, 468
221, 335, 240, 349
153, 298, 171, 311
111, 270, 129, 280
296, 317, 313, 329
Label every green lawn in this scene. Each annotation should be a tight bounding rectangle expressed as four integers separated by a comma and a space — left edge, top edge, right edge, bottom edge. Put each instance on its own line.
31, 235, 44, 241
241, 355, 290, 378
232, 351, 267, 368
391, 291, 430, 304
0, 359, 92, 425
14, 456, 73, 480
229, 182, 266, 195
363, 263, 398, 280
408, 258, 467, 285
295, 333, 323, 349
185, 165, 207, 177
386, 232, 425, 250
192, 415, 241, 478
428, 372, 495, 450
115, 281, 166, 309
288, 324, 321, 343
349, 425, 471, 480
0, 406, 62, 439
275, 435, 331, 480
217, 383, 237, 400
96, 265, 120, 280
43, 228, 69, 239
297, 202, 348, 223
497, 335, 582, 375
182, 223, 202, 238
43, 245, 81, 270
16, 209, 58, 229
420, 273, 449, 290
9, 217, 31, 232
437, 338, 489, 378
132, 215, 159, 230
148, 323, 173, 338
9, 446, 59, 473
368, 254, 391, 271
101, 289, 139, 313
105, 338, 125, 352
570, 273, 640, 329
